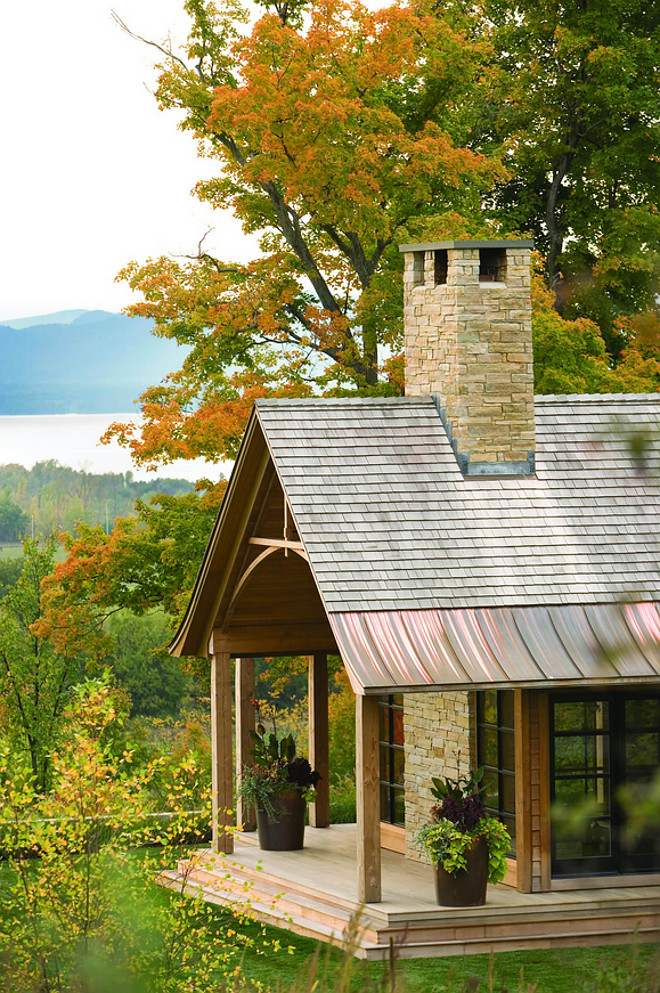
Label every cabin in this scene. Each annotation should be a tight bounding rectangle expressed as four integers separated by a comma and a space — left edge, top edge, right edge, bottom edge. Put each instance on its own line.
168, 240, 660, 958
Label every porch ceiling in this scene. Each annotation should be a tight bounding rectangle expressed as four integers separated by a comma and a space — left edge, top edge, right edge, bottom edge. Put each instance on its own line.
330, 602, 660, 695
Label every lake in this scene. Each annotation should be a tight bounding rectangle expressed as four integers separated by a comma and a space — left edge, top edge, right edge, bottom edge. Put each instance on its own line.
0, 413, 226, 482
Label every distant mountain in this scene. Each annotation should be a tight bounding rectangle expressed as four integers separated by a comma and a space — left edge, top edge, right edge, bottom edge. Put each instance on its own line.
1, 310, 90, 329
0, 310, 187, 415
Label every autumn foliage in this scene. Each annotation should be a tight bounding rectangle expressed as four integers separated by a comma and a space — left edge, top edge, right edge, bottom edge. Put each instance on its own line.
109, 0, 502, 465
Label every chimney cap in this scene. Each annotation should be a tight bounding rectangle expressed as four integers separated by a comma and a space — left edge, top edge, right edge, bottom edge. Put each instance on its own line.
399, 238, 534, 253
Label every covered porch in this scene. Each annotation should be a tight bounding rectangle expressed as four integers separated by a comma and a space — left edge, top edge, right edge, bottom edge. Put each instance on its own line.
165, 824, 660, 960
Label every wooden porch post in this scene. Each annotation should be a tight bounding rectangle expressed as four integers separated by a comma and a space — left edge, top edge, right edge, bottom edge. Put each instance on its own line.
356, 692, 381, 902
235, 657, 256, 832
308, 652, 329, 828
514, 689, 533, 892
210, 636, 234, 854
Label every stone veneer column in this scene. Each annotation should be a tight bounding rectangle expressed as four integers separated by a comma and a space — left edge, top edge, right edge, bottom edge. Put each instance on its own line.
404, 691, 475, 861
402, 241, 534, 473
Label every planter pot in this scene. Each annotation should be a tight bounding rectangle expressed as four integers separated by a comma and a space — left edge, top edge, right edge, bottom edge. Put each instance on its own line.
256, 789, 306, 851
434, 836, 489, 907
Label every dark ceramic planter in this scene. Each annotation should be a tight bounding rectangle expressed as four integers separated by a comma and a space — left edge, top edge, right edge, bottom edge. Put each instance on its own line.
256, 788, 306, 851
434, 836, 489, 907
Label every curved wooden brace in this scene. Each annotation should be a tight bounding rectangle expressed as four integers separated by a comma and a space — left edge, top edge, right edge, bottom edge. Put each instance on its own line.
226, 543, 308, 618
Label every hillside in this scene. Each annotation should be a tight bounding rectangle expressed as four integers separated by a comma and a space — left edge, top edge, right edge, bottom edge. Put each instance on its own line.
0, 310, 186, 414
0, 460, 195, 538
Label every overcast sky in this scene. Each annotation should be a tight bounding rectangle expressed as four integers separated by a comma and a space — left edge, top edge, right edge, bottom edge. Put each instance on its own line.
0, 0, 255, 323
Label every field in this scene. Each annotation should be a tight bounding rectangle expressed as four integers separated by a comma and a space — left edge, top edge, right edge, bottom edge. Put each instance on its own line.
0, 541, 66, 562
0, 542, 24, 558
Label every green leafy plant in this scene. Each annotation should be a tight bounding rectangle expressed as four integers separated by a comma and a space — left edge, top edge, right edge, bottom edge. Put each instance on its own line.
0, 677, 280, 992
238, 723, 320, 820
416, 769, 511, 885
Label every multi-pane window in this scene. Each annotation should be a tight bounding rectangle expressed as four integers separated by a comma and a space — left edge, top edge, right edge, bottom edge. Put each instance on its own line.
477, 690, 516, 854
379, 694, 405, 826
551, 692, 660, 877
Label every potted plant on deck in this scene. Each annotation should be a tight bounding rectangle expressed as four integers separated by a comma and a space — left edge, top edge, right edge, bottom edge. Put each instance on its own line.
416, 769, 510, 907
238, 724, 320, 851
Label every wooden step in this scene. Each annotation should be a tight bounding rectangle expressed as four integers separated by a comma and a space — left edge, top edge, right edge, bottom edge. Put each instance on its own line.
364, 920, 660, 961
160, 864, 660, 962
159, 868, 383, 956
379, 905, 660, 942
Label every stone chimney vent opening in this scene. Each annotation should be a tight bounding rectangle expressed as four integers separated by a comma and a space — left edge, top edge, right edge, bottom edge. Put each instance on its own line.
479, 247, 506, 282
411, 251, 425, 287
434, 249, 448, 286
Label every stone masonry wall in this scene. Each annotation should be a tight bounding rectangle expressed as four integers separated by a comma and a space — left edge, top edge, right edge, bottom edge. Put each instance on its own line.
403, 246, 534, 468
404, 691, 474, 862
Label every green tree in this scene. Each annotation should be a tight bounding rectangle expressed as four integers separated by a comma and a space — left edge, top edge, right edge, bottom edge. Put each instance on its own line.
106, 611, 198, 717
486, 0, 660, 345
0, 556, 23, 600
531, 266, 660, 394
0, 537, 88, 791
0, 489, 29, 541
0, 678, 273, 993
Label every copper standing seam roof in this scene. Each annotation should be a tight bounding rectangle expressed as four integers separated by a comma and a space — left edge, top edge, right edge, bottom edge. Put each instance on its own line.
329, 603, 660, 695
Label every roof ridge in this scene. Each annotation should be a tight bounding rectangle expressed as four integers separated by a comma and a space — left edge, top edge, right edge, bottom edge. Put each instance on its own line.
255, 395, 435, 406
535, 392, 660, 404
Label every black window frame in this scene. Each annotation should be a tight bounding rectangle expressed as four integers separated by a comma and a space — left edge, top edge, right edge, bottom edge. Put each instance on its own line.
550, 690, 660, 878
378, 694, 405, 827
477, 689, 516, 855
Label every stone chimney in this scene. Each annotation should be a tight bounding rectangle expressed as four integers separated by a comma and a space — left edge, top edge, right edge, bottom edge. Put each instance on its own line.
400, 239, 535, 476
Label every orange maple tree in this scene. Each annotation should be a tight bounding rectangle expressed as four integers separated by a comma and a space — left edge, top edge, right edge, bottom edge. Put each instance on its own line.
108, 0, 502, 467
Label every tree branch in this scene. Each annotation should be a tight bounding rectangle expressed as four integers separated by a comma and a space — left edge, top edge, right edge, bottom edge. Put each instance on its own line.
111, 12, 189, 74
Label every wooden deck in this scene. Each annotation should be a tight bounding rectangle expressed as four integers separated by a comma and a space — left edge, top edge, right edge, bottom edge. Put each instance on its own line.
162, 824, 660, 960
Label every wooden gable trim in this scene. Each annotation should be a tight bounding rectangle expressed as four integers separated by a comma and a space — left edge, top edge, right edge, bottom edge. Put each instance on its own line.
170, 411, 272, 657
170, 407, 336, 659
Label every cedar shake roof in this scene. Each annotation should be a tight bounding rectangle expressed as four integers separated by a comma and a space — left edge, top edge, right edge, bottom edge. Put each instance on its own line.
171, 392, 660, 691
255, 393, 660, 612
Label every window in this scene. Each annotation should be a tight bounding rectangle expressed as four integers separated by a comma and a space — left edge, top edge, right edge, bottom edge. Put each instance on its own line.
479, 247, 506, 282
379, 694, 405, 826
551, 691, 660, 877
477, 690, 516, 854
